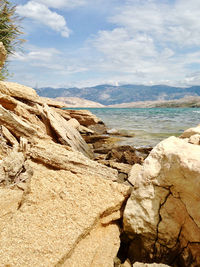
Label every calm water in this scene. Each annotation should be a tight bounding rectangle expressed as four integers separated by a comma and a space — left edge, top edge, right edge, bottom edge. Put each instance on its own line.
69, 108, 200, 147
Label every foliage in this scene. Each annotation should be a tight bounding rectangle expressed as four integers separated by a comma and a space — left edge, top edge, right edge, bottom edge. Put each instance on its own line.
0, 0, 24, 79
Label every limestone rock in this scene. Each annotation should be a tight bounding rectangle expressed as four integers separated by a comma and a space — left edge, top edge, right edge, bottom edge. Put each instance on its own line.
0, 42, 6, 69
63, 223, 120, 267
64, 109, 103, 126
124, 136, 200, 266
128, 164, 143, 186
43, 104, 94, 158
188, 134, 200, 145
0, 105, 43, 140
0, 160, 130, 266
132, 263, 170, 267
0, 81, 38, 102
0, 125, 18, 147
29, 139, 118, 181
180, 124, 200, 138
106, 145, 143, 165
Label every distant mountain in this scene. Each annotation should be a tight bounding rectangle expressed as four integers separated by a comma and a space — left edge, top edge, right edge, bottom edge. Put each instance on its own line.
36, 84, 200, 105
55, 97, 105, 107
108, 96, 200, 108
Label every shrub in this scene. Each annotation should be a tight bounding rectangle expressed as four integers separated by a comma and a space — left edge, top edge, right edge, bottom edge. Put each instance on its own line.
0, 0, 24, 79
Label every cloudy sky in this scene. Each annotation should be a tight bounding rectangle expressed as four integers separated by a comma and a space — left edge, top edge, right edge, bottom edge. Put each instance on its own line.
9, 0, 200, 88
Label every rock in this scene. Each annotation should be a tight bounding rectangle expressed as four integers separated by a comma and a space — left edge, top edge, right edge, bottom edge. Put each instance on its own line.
67, 118, 80, 129
0, 82, 38, 102
88, 123, 107, 134
29, 139, 119, 181
0, 42, 6, 69
0, 105, 44, 140
0, 125, 18, 147
106, 146, 143, 165
188, 134, 200, 145
0, 159, 130, 266
98, 160, 132, 175
63, 223, 120, 266
132, 263, 170, 267
122, 259, 132, 267
63, 109, 103, 127
43, 104, 94, 158
0, 149, 33, 186
180, 124, 200, 138
84, 134, 110, 144
128, 164, 143, 186
0, 92, 18, 110
123, 136, 200, 266
38, 96, 68, 108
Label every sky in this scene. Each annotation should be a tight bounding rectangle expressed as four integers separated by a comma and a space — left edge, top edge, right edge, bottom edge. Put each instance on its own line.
8, 0, 200, 88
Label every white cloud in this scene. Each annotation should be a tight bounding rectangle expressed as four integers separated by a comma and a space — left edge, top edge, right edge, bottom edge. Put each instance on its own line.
16, 1, 70, 37
36, 0, 87, 9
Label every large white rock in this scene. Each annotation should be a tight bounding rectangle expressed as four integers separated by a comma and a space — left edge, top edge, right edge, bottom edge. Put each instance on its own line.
124, 136, 200, 266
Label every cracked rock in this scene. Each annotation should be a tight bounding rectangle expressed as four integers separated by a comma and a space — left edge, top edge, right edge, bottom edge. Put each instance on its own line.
123, 136, 200, 266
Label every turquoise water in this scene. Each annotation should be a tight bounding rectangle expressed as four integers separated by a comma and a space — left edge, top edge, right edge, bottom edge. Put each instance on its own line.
69, 108, 200, 147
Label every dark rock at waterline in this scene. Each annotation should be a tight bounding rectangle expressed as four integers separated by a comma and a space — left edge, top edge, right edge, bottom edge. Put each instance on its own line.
106, 145, 143, 165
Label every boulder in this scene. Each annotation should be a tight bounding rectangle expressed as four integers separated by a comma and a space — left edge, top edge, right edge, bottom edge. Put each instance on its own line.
0, 159, 130, 266
180, 124, 200, 138
0, 81, 39, 102
0, 42, 6, 69
123, 136, 200, 266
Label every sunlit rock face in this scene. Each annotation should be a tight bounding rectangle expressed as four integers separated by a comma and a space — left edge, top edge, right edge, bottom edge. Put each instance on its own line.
124, 136, 200, 266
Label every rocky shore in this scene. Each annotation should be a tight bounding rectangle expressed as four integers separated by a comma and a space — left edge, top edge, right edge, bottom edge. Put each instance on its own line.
0, 79, 199, 267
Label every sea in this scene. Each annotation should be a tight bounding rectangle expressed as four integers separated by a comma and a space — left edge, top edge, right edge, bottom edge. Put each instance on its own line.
68, 108, 200, 148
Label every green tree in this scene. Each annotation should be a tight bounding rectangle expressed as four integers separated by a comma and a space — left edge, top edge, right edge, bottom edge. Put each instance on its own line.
0, 0, 24, 79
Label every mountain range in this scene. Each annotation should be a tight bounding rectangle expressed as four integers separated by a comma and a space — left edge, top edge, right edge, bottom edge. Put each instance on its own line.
36, 84, 200, 106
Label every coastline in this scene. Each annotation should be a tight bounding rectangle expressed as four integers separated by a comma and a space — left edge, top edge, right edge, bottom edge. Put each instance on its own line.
0, 81, 199, 266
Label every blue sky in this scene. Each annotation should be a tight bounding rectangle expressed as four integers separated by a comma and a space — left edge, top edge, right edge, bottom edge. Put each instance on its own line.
9, 0, 200, 88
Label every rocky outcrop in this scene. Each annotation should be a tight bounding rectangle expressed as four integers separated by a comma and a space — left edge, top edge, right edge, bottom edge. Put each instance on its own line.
123, 136, 200, 266
0, 82, 131, 266
0, 42, 6, 69
0, 81, 38, 102
180, 124, 200, 138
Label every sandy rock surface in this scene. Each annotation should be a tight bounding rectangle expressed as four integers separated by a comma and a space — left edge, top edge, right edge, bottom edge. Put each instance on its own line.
0, 82, 131, 266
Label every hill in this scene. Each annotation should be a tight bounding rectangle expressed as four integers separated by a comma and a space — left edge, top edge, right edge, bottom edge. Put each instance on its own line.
36, 84, 200, 105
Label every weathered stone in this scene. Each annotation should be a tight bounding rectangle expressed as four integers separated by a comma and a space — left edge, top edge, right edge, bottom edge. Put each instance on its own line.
188, 134, 200, 145
64, 109, 103, 126
0, 42, 6, 69
0, 105, 44, 140
0, 81, 38, 102
106, 145, 143, 165
43, 104, 94, 158
98, 160, 132, 175
0, 150, 33, 186
180, 124, 200, 138
88, 123, 107, 134
128, 164, 143, 186
0, 160, 130, 266
29, 139, 118, 181
132, 263, 170, 267
0, 125, 18, 147
63, 223, 120, 267
124, 136, 200, 266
